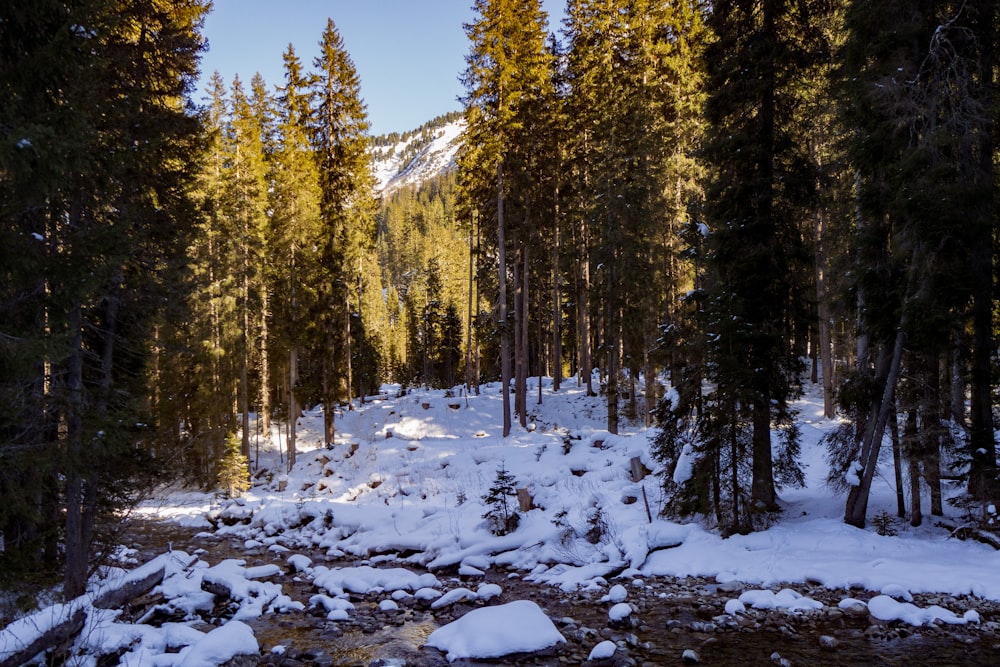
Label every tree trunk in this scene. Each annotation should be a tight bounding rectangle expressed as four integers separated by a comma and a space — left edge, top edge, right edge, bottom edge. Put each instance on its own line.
577, 216, 593, 396
344, 294, 353, 409
288, 345, 298, 472
514, 238, 527, 427
522, 243, 530, 419
259, 282, 270, 445
552, 201, 562, 393
729, 402, 741, 532
64, 304, 86, 599
815, 208, 835, 418
906, 409, 922, 527
643, 345, 655, 428
844, 328, 906, 528
949, 331, 964, 426
922, 354, 943, 517
890, 404, 905, 518
288, 242, 299, 470
322, 295, 336, 445
466, 212, 476, 393
751, 388, 777, 510
240, 224, 251, 458
498, 162, 512, 437
537, 306, 544, 406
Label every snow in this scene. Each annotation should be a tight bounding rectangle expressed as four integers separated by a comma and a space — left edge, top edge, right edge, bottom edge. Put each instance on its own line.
600, 583, 628, 603
174, 621, 258, 667
424, 600, 566, 661
737, 588, 823, 612
7, 376, 1000, 665
608, 602, 632, 621
866, 595, 977, 626
372, 120, 464, 194
588, 639, 617, 660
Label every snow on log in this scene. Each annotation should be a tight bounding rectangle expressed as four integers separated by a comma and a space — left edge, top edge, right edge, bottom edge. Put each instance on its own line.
0, 551, 188, 667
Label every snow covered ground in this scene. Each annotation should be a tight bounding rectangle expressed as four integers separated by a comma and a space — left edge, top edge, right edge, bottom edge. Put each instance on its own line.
5, 374, 999, 664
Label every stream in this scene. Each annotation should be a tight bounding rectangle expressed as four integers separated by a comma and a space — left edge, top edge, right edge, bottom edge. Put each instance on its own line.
122, 518, 1000, 666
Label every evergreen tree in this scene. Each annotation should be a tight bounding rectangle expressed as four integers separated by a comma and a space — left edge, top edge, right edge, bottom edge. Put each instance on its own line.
0, 0, 210, 595
224, 74, 270, 458
271, 44, 321, 471
460, 0, 553, 436
482, 463, 521, 535
837, 0, 998, 527
310, 18, 377, 444
167, 70, 238, 482
694, 0, 826, 530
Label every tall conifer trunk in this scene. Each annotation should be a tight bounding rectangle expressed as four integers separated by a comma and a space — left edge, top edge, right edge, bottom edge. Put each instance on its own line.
498, 161, 512, 437
64, 302, 86, 599
552, 206, 562, 393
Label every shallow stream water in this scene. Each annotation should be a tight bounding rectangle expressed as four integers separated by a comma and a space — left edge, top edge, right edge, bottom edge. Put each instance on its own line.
123, 518, 1000, 666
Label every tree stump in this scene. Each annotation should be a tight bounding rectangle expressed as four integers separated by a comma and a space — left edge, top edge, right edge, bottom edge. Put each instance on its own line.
517, 487, 534, 512
630, 456, 650, 482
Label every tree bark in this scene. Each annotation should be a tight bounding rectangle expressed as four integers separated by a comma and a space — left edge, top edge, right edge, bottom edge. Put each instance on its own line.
815, 208, 835, 418
577, 215, 594, 396
907, 409, 922, 527
844, 328, 906, 528
466, 212, 476, 393
890, 405, 905, 518
751, 387, 777, 510
552, 199, 562, 393
64, 304, 86, 599
922, 354, 943, 517
259, 279, 270, 449
288, 345, 298, 472
498, 161, 512, 437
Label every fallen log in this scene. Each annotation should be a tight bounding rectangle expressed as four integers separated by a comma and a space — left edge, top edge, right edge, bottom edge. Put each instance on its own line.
0, 605, 87, 667
0, 551, 191, 667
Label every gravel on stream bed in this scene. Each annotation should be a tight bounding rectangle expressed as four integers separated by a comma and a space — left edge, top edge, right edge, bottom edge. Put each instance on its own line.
120, 518, 1000, 667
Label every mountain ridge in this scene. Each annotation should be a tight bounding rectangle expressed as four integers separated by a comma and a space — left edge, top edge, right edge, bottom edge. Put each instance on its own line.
371, 112, 465, 195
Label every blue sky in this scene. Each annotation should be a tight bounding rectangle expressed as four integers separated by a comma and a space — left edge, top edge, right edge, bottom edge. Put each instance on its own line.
199, 1, 564, 137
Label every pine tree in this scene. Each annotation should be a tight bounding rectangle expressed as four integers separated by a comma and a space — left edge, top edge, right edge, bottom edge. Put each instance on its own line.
838, 0, 998, 527
310, 18, 377, 444
170, 71, 239, 482
271, 44, 321, 471
482, 463, 521, 535
225, 74, 270, 458
0, 0, 210, 596
695, 0, 826, 530
460, 0, 553, 436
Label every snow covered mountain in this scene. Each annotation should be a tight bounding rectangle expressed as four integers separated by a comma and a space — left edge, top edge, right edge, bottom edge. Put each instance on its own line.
371, 115, 465, 195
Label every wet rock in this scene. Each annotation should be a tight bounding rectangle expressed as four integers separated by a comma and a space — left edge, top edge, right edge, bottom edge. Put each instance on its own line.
770, 650, 792, 667
681, 648, 700, 663
717, 580, 743, 594
840, 600, 869, 618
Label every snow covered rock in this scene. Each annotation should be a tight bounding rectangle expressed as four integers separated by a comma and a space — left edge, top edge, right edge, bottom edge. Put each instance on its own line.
738, 588, 822, 613
176, 620, 258, 667
587, 639, 617, 661
608, 602, 633, 625
867, 595, 973, 626
424, 600, 565, 661
600, 584, 628, 604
